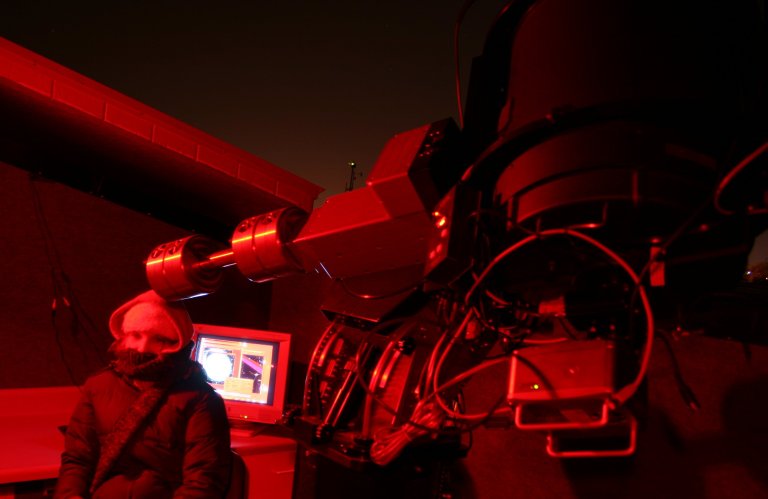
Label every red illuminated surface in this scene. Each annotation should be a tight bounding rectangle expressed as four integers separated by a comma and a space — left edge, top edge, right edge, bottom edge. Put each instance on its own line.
0, 37, 323, 218
204, 249, 236, 269
433, 211, 448, 228
0, 387, 81, 484
231, 229, 277, 246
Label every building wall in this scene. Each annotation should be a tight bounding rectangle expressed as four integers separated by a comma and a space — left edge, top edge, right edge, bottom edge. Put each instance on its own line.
0, 160, 271, 389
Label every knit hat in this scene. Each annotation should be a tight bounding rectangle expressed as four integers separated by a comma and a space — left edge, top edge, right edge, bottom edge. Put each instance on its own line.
109, 290, 194, 353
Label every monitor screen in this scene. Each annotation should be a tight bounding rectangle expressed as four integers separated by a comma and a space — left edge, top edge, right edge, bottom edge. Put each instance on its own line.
192, 324, 291, 425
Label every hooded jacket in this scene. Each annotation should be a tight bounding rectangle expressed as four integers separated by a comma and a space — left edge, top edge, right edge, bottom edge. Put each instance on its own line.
108, 290, 194, 354
55, 353, 232, 499
55, 290, 231, 499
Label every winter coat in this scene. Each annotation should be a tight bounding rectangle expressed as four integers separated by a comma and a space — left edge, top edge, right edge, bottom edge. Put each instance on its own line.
55, 365, 232, 499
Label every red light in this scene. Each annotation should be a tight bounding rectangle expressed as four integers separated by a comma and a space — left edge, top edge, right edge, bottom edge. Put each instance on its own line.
433, 211, 447, 229
231, 229, 276, 245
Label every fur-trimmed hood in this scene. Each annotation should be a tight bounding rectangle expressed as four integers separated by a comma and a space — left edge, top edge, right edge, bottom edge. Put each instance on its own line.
109, 290, 194, 353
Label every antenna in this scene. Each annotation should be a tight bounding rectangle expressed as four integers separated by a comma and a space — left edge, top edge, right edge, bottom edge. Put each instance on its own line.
345, 161, 359, 191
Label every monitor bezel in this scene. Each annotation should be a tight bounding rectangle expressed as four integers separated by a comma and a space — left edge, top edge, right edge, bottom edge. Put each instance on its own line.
192, 323, 291, 425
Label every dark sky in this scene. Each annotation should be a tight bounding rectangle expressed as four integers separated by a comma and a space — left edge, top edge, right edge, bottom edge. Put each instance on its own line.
2, 0, 507, 201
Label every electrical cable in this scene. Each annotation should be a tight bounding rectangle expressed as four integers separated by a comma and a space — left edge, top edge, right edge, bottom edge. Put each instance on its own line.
453, 0, 477, 128
360, 340, 394, 439
632, 138, 764, 296
430, 356, 512, 422
714, 140, 768, 215
434, 355, 509, 400
361, 309, 507, 466
30, 178, 108, 361
621, 141, 768, 407
353, 330, 449, 435
430, 310, 482, 418
427, 310, 475, 398
553, 315, 580, 341
303, 320, 342, 413
463, 229, 654, 407
29, 175, 107, 386
365, 333, 459, 465
483, 288, 514, 306
478, 288, 569, 342
366, 306, 557, 463
469, 304, 523, 340
624, 197, 720, 408
656, 328, 700, 411
369, 398, 448, 465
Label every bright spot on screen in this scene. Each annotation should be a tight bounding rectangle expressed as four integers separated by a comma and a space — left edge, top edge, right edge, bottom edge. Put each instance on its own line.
204, 352, 233, 383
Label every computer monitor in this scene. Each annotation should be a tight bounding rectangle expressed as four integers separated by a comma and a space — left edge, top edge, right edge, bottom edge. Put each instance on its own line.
192, 324, 291, 425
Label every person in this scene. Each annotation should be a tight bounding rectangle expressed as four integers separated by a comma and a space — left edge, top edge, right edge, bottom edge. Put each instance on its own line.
55, 290, 232, 499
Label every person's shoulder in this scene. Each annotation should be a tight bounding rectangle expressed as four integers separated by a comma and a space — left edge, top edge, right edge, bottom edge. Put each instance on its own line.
172, 361, 216, 394
181, 361, 212, 385
79, 367, 120, 396
169, 364, 226, 413
83, 367, 117, 385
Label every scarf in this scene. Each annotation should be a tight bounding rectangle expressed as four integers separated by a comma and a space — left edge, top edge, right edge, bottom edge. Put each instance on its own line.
90, 342, 198, 494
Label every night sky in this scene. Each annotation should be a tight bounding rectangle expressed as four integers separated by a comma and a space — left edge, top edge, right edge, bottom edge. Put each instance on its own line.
2, 0, 507, 201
